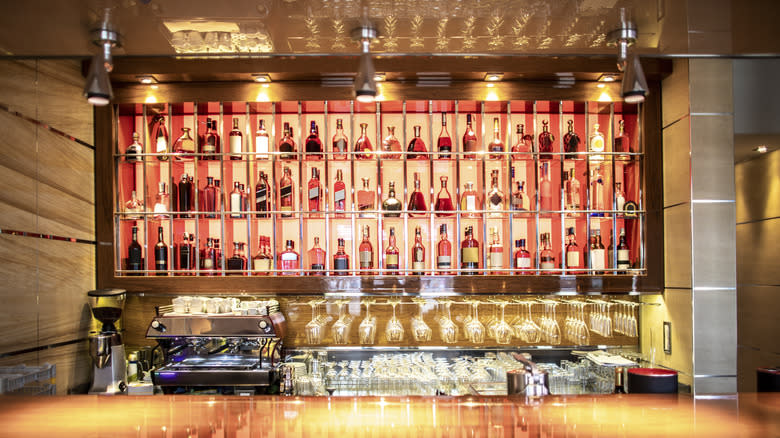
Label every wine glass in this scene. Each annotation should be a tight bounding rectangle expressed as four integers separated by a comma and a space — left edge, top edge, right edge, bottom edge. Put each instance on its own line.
486, 299, 501, 341
464, 301, 486, 344
305, 299, 330, 344
385, 299, 404, 343
437, 300, 458, 344
331, 300, 353, 344
411, 299, 432, 342
358, 299, 377, 344
493, 301, 513, 345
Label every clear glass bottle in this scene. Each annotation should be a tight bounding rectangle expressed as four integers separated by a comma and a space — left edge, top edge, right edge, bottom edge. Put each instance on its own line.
385, 227, 400, 274
305, 120, 323, 159
565, 227, 581, 273
436, 224, 452, 275
359, 225, 374, 273
173, 127, 195, 159
615, 181, 626, 214
434, 176, 455, 217
488, 117, 504, 159
154, 226, 168, 276
333, 238, 350, 275
229, 181, 242, 218
255, 119, 270, 159
333, 169, 346, 216
487, 169, 505, 216
153, 182, 169, 219
538, 120, 554, 161
589, 123, 605, 161
411, 226, 426, 275
539, 233, 555, 272
354, 123, 373, 159
407, 125, 427, 159
279, 166, 294, 218
565, 168, 581, 213
125, 131, 143, 163
382, 181, 402, 217
229, 117, 243, 160
487, 227, 503, 274
511, 181, 527, 211
382, 126, 402, 159
124, 190, 144, 219
437, 112, 452, 159
539, 162, 553, 211
307, 167, 322, 214
563, 120, 581, 160
127, 226, 143, 273
510, 124, 530, 158
407, 172, 427, 216
460, 182, 480, 218
617, 228, 631, 271
357, 177, 375, 218
462, 114, 478, 159
513, 239, 532, 274
255, 170, 269, 218
279, 239, 300, 275
590, 165, 605, 215
332, 119, 348, 160
279, 122, 296, 160
461, 226, 480, 275
203, 177, 217, 218
151, 115, 169, 161
308, 236, 326, 274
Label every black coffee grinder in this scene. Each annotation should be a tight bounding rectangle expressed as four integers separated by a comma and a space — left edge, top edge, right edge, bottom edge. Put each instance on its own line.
88, 289, 127, 394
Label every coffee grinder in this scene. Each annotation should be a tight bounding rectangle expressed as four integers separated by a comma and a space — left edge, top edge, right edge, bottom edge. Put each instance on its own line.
88, 288, 128, 394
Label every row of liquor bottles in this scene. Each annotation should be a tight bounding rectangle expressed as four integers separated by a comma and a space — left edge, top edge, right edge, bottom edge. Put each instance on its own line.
122, 112, 634, 162
123, 163, 635, 218
127, 222, 632, 276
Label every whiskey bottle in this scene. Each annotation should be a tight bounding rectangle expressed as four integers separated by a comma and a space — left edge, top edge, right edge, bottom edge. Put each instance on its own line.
305, 120, 323, 159
333, 238, 350, 275
407, 125, 427, 159
332, 119, 348, 160
487, 169, 504, 216
487, 227, 503, 273
177, 232, 193, 273
436, 224, 452, 274
227, 242, 247, 274
385, 227, 400, 274
463, 114, 478, 159
565, 227, 581, 273
202, 118, 220, 160
513, 239, 532, 273
201, 237, 217, 273
539, 233, 555, 271
279, 240, 300, 275
563, 120, 581, 160
382, 126, 402, 159
230, 181, 242, 218
359, 225, 374, 273
617, 228, 631, 271
407, 172, 427, 216
333, 169, 346, 216
437, 112, 452, 159
252, 236, 272, 275
255, 171, 269, 218
173, 127, 195, 159
461, 226, 480, 275
382, 181, 402, 217
355, 123, 373, 159
308, 236, 326, 274
279, 122, 296, 160
538, 120, 554, 161
614, 119, 630, 154
125, 132, 143, 163
279, 166, 294, 218
178, 173, 192, 217
488, 117, 504, 159
411, 226, 426, 275
434, 176, 455, 217
255, 119, 270, 159
307, 167, 322, 214
357, 177, 375, 218
151, 115, 169, 161
127, 226, 143, 273
229, 117, 243, 160
154, 226, 168, 276
589, 229, 606, 274
460, 182, 480, 218
203, 177, 217, 218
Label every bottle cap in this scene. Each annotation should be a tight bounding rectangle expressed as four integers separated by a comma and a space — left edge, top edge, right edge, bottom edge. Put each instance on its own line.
338, 238, 345, 246
286, 239, 294, 247
519, 238, 526, 246
568, 227, 575, 235
440, 224, 447, 234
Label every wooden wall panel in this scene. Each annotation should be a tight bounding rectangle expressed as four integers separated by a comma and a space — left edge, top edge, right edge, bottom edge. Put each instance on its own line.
0, 60, 38, 117
34, 60, 94, 144
0, 234, 39, 354
0, 163, 37, 234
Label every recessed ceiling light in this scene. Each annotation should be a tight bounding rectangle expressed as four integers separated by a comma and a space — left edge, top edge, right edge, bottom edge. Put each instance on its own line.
252, 74, 272, 83
597, 83, 606, 88
755, 145, 768, 153
598, 73, 618, 82
484, 72, 503, 82
373, 73, 386, 82
136, 75, 158, 84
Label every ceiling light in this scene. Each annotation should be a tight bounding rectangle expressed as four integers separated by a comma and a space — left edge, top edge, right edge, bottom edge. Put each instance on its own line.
252, 74, 272, 83
598, 73, 618, 82
484, 73, 503, 82
373, 73, 386, 82
83, 14, 120, 106
755, 145, 768, 153
621, 53, 648, 103
136, 75, 157, 84
351, 23, 379, 103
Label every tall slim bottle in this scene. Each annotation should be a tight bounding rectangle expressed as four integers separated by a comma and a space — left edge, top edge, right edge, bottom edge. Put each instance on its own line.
565, 227, 581, 273
359, 225, 374, 273
308, 237, 326, 274
333, 238, 350, 275
255, 119, 270, 159
461, 226, 480, 275
229, 117, 243, 160
154, 226, 168, 276
539, 233, 555, 272
589, 229, 606, 274
332, 119, 348, 160
437, 112, 452, 159
333, 169, 346, 216
487, 169, 505, 216
305, 120, 323, 159
411, 226, 426, 275
279, 122, 296, 160
614, 119, 630, 154
463, 114, 478, 159
127, 226, 143, 274
307, 167, 322, 214
279, 166, 294, 217
540, 162, 553, 211
151, 115, 169, 161
177, 232, 193, 274
488, 118, 504, 159
255, 171, 269, 218
230, 181, 242, 218
385, 228, 400, 274
436, 224, 452, 274
617, 228, 631, 271
487, 227, 504, 274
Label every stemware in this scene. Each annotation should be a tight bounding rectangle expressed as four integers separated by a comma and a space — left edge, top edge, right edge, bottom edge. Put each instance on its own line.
464, 301, 486, 343
331, 300, 354, 344
305, 299, 331, 344
411, 299, 433, 342
437, 300, 459, 344
493, 301, 513, 345
358, 299, 377, 344
385, 299, 405, 343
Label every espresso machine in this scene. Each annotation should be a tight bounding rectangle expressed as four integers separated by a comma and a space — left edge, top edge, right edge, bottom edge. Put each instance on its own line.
88, 289, 128, 394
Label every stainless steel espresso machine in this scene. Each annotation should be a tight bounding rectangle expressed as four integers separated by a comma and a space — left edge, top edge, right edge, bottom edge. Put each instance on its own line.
88, 288, 128, 394
146, 301, 286, 395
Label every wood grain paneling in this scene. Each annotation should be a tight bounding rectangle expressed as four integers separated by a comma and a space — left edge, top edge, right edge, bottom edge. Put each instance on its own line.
0, 60, 38, 118
0, 234, 39, 354
0, 162, 37, 233
0, 341, 91, 395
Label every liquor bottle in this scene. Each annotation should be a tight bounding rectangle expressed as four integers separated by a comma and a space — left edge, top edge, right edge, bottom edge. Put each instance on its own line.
615, 182, 626, 214
563, 120, 581, 160
255, 119, 270, 159
332, 118, 348, 160
607, 228, 614, 270
358, 225, 374, 273
463, 114, 478, 159
539, 233, 555, 271
305, 120, 323, 159
565, 168, 581, 213
590, 165, 605, 215
307, 167, 322, 214
124, 190, 144, 219
214, 239, 223, 271
382, 126, 402, 159
510, 124, 530, 158
201, 237, 217, 273
460, 182, 480, 218
461, 226, 480, 275
487, 169, 505, 216
565, 227, 581, 273
227, 242, 247, 274
382, 181, 402, 217
215, 179, 224, 214
437, 112, 452, 159
151, 115, 169, 161
357, 177, 375, 218
538, 120, 554, 161
614, 119, 630, 154
333, 169, 346, 216
203, 176, 217, 218
589, 229, 606, 274
436, 224, 452, 274
202, 118, 220, 160
178, 174, 191, 217
153, 182, 169, 219
385, 227, 400, 274
228, 118, 243, 160
279, 240, 300, 275
127, 226, 143, 273
278, 123, 296, 160
511, 181, 528, 211
539, 162, 553, 211
407, 172, 427, 216
177, 232, 192, 273
513, 239, 532, 273
487, 227, 503, 273
173, 127, 195, 159
188, 175, 196, 212
154, 226, 168, 276
241, 184, 250, 214
589, 123, 605, 160
355, 122, 373, 159
125, 132, 143, 163
252, 236, 272, 275
617, 228, 631, 271
488, 117, 504, 159
230, 182, 242, 218
333, 238, 350, 275
255, 171, 269, 218
434, 176, 455, 217
279, 166, 294, 218
308, 236, 326, 274
407, 125, 427, 159
411, 226, 426, 275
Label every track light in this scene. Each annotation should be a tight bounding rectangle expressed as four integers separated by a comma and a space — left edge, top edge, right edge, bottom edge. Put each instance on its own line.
83, 24, 120, 106
351, 23, 378, 103
621, 53, 648, 103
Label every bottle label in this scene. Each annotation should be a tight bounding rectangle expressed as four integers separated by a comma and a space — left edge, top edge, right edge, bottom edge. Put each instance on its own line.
466, 196, 476, 211
616, 196, 626, 212
334, 188, 346, 203
566, 251, 580, 268
590, 135, 604, 152
230, 136, 242, 155
359, 250, 372, 266
412, 261, 425, 271
231, 194, 242, 212
310, 264, 325, 270
179, 248, 191, 270
204, 137, 216, 153
255, 187, 267, 206
203, 258, 214, 269
462, 247, 479, 263
590, 249, 605, 270
334, 139, 347, 152
489, 193, 502, 209
358, 199, 373, 211
156, 138, 167, 154
309, 186, 320, 201
413, 247, 424, 263
437, 255, 451, 268
255, 136, 269, 158
617, 250, 630, 269
281, 252, 298, 261
489, 252, 503, 269
253, 258, 271, 271
464, 139, 477, 152
516, 257, 531, 269
334, 258, 349, 271
540, 259, 555, 270
386, 254, 399, 267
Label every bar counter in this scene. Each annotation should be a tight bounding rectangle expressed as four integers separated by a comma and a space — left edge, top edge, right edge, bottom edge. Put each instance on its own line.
0, 393, 777, 437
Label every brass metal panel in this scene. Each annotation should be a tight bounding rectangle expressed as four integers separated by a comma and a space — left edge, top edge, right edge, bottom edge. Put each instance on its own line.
640, 291, 693, 379
737, 284, 780, 354
690, 115, 735, 202
662, 117, 691, 208
737, 219, 780, 287
661, 59, 689, 128
693, 288, 737, 377
0, 234, 39, 354
664, 203, 692, 289
736, 150, 780, 224
692, 203, 736, 289
689, 59, 734, 117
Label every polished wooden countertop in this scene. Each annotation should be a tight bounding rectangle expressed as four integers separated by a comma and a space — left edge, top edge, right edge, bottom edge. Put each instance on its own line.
0, 393, 777, 437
